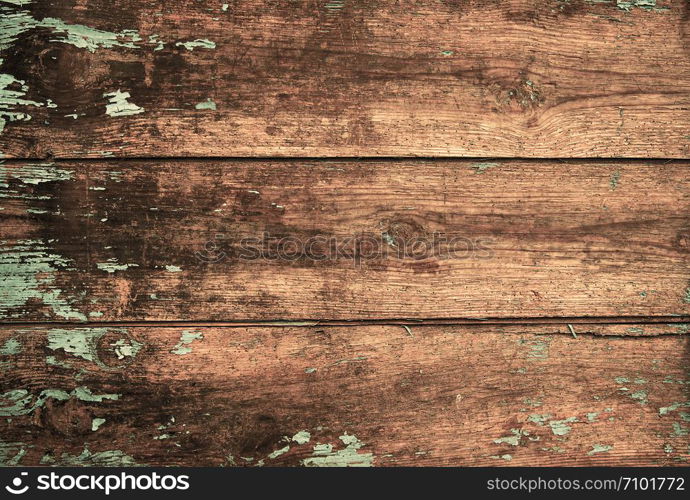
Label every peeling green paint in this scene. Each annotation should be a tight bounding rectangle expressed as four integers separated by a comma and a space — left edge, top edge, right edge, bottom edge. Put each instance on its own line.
96, 260, 139, 273
324, 0, 345, 13
472, 162, 499, 174
302, 433, 373, 467
609, 171, 620, 190
0, 386, 120, 416
292, 430, 311, 444
586, 412, 599, 422
165, 265, 182, 272
91, 417, 106, 431
195, 99, 217, 110
0, 337, 20, 355
671, 422, 688, 437
175, 39, 216, 51
111, 338, 143, 360
683, 287, 690, 304
171, 330, 203, 355
615, 0, 666, 11
147, 34, 164, 51
0, 8, 143, 54
588, 444, 612, 455
42, 447, 140, 466
493, 429, 526, 447
104, 90, 144, 117
47, 327, 110, 364
0, 239, 86, 321
527, 413, 552, 425
0, 441, 26, 466
268, 445, 290, 459
549, 417, 578, 436
47, 327, 140, 368
0, 163, 72, 184
0, 73, 45, 133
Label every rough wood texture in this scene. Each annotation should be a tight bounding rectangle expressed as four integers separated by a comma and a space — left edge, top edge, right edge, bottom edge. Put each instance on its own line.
1, 0, 690, 158
2, 160, 690, 322
0, 324, 688, 467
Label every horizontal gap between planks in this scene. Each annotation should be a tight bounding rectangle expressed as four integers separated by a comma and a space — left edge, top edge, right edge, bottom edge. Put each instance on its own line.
2, 315, 689, 329
1, 156, 690, 164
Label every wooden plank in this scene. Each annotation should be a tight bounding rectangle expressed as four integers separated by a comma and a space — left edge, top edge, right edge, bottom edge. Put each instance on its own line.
1, 0, 690, 158
2, 159, 690, 322
0, 324, 688, 466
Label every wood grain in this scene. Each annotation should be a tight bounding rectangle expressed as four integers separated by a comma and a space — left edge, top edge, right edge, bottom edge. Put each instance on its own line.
2, 160, 690, 322
0, 324, 688, 466
1, 0, 690, 158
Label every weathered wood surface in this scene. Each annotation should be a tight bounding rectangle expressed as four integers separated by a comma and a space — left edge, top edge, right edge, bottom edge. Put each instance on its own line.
2, 0, 690, 158
2, 160, 690, 322
0, 324, 688, 466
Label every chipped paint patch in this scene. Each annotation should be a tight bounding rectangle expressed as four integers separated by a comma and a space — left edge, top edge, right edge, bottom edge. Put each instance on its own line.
292, 430, 311, 444
47, 327, 108, 363
493, 428, 528, 447
615, 0, 667, 11
609, 171, 620, 190
549, 417, 578, 436
171, 330, 203, 355
0, 337, 20, 355
324, 0, 346, 14
0, 239, 86, 321
268, 445, 290, 459
96, 260, 139, 273
47, 327, 140, 367
41, 447, 139, 466
0, 163, 72, 185
0, 6, 144, 54
175, 39, 216, 50
660, 401, 690, 416
0, 441, 26, 466
195, 99, 217, 110
527, 413, 552, 425
683, 286, 690, 304
0, 386, 120, 416
91, 417, 106, 431
472, 162, 499, 174
615, 375, 649, 404
529, 413, 580, 437
588, 444, 613, 455
104, 90, 144, 117
111, 338, 143, 360
0, 73, 45, 133
302, 433, 373, 467
164, 265, 182, 272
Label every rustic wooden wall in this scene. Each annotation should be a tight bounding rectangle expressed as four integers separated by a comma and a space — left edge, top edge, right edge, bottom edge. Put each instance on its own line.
1, 0, 689, 466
